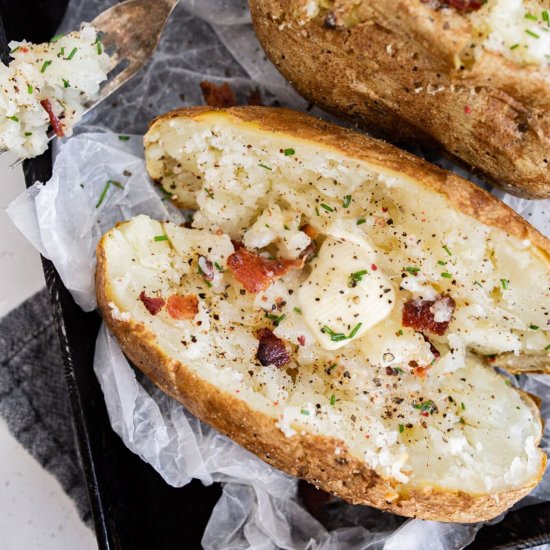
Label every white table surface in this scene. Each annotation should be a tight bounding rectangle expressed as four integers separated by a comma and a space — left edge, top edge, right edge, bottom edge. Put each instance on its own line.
0, 152, 96, 550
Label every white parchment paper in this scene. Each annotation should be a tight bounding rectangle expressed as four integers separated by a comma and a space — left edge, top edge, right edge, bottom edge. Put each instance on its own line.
6, 1, 550, 548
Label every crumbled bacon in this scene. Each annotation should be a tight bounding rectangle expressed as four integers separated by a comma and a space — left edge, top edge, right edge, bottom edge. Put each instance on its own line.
198, 256, 214, 282
421, 0, 484, 11
139, 291, 165, 315
402, 295, 456, 336
40, 99, 64, 137
200, 81, 237, 108
300, 224, 317, 240
297, 335, 306, 346
227, 247, 303, 293
256, 328, 292, 368
166, 294, 199, 320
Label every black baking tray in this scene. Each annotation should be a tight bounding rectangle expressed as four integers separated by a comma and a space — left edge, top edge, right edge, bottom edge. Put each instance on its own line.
2, 2, 550, 549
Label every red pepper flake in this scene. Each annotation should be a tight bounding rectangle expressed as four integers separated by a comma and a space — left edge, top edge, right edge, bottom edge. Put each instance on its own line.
40, 99, 64, 137
200, 81, 237, 108
421, 0, 483, 11
227, 247, 304, 293
166, 294, 199, 320
371, 264, 378, 271
402, 295, 456, 336
297, 335, 306, 346
139, 291, 165, 315
255, 328, 292, 368
464, 105, 472, 115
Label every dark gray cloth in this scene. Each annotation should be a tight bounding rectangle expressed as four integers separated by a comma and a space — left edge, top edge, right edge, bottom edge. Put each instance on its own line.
0, 289, 90, 525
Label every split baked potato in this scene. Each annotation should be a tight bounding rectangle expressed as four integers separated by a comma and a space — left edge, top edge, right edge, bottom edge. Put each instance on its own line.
96, 107, 550, 522
249, 0, 550, 198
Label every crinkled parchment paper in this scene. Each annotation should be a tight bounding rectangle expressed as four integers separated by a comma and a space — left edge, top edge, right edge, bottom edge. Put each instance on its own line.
6, 1, 550, 548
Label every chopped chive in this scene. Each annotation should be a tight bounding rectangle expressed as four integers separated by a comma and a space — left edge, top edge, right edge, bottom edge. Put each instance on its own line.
258, 162, 272, 170
545, 344, 550, 350
473, 281, 483, 288
66, 47, 78, 60
320, 203, 333, 212
10, 46, 20, 54
315, 206, 320, 216
394, 367, 405, 374
461, 402, 465, 410
356, 218, 366, 225
501, 278, 510, 290
273, 314, 286, 326
24, 132, 32, 136
350, 269, 369, 283
6, 115, 19, 122
397, 329, 403, 336
404, 266, 420, 274
118, 135, 130, 141
442, 244, 452, 256
27, 84, 33, 94
327, 364, 337, 373
529, 324, 540, 330
342, 195, 352, 208
95, 180, 124, 208
321, 326, 347, 342
300, 409, 310, 416
264, 224, 270, 228
283, 224, 290, 230
60, 47, 65, 56
40, 60, 52, 73
441, 272, 452, 279
510, 43, 520, 50
153, 235, 168, 242
348, 322, 362, 339
283, 148, 295, 156
525, 13, 538, 21
62, 78, 70, 88
526, 29, 540, 39
330, 394, 337, 406
437, 260, 446, 266
293, 306, 302, 314
50, 33, 63, 42
543, 10, 549, 25
96, 41, 102, 55
398, 424, 405, 433
214, 261, 224, 272
205, 188, 214, 199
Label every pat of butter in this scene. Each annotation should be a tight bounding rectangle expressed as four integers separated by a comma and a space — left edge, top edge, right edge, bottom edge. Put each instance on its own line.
298, 230, 394, 350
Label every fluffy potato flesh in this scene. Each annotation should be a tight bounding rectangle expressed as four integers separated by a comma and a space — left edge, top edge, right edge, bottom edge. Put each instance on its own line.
104, 110, 548, 501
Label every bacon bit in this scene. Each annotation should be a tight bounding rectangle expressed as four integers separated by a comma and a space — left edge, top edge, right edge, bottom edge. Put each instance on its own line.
421, 0, 483, 11
298, 480, 332, 519
247, 89, 263, 106
402, 295, 456, 336
166, 294, 199, 320
20, 46, 29, 53
301, 224, 317, 240
297, 335, 306, 346
371, 264, 378, 271
139, 291, 165, 315
40, 99, 64, 137
198, 256, 214, 281
414, 366, 430, 378
200, 81, 237, 108
421, 420, 428, 429
464, 105, 472, 115
299, 241, 317, 262
382, 206, 388, 213
227, 247, 304, 293
255, 328, 292, 368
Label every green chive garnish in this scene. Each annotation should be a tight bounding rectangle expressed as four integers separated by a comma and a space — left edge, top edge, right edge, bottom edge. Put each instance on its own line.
293, 306, 302, 314
526, 29, 540, 39
6, 115, 19, 122
398, 424, 405, 433
62, 78, 70, 88
525, 13, 538, 21
205, 188, 214, 199
97, 41, 102, 55
441, 272, 452, 279
356, 218, 366, 225
501, 278, 510, 290
95, 180, 124, 208
283, 148, 295, 156
442, 244, 452, 256
529, 324, 540, 330
437, 260, 446, 266
342, 195, 352, 208
258, 163, 272, 170
348, 322, 362, 338
40, 60, 52, 73
330, 394, 337, 406
27, 84, 33, 94
510, 43, 520, 50
214, 262, 224, 272
300, 409, 310, 416
118, 135, 130, 141
24, 132, 32, 136
50, 33, 63, 42
66, 47, 78, 60
154, 235, 168, 242
320, 203, 333, 212
545, 344, 550, 350
404, 266, 420, 274
461, 402, 465, 410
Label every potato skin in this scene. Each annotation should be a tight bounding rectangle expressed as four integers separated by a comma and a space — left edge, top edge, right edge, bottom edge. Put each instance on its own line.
249, 0, 550, 198
96, 238, 544, 523
94, 106, 549, 521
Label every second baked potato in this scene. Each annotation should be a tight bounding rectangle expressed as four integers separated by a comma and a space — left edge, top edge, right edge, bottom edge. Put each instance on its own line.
249, 0, 550, 198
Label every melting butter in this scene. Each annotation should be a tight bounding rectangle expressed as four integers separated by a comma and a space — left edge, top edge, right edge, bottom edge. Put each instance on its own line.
298, 229, 395, 350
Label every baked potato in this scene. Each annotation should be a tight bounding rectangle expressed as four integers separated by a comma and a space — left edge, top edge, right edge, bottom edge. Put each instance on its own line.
96, 107, 549, 522
249, 0, 550, 198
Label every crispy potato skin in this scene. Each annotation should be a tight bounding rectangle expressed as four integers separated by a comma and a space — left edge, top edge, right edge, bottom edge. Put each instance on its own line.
92, 106, 550, 521
248, 0, 550, 198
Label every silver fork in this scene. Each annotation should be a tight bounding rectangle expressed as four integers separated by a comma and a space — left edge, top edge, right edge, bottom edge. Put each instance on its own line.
9, 0, 179, 168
